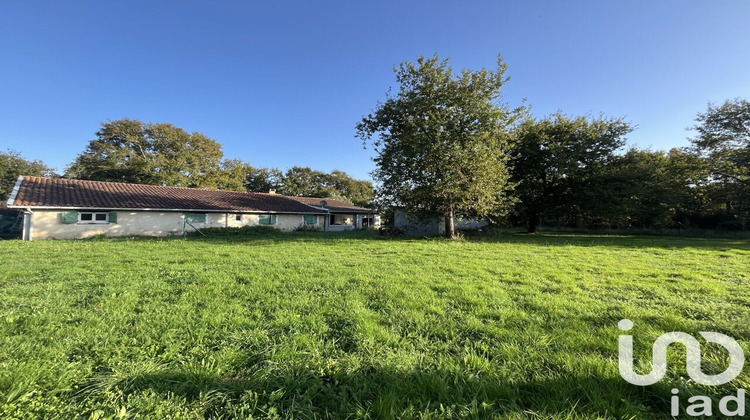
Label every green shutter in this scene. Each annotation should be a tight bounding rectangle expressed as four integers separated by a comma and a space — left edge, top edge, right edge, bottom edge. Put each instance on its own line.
185, 213, 207, 223
61, 212, 77, 224
303, 215, 317, 225
259, 214, 276, 225
108, 212, 118, 223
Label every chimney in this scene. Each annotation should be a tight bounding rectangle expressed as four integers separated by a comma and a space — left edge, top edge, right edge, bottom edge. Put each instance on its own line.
268, 189, 276, 194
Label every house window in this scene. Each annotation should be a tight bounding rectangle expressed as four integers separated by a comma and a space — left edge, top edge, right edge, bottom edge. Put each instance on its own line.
258, 214, 277, 225
78, 212, 111, 224
303, 215, 317, 225
235, 214, 242, 222
330, 214, 352, 225
61, 212, 117, 224
185, 213, 207, 224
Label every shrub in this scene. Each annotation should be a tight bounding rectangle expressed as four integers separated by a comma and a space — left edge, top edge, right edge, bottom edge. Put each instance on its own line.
188, 225, 280, 237
295, 224, 321, 232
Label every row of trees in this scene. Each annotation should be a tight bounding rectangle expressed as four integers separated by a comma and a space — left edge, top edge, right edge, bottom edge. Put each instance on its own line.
358, 55, 749, 237
1, 120, 374, 206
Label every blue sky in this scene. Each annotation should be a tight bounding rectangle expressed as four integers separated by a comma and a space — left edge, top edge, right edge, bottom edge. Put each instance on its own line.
1, 1, 749, 180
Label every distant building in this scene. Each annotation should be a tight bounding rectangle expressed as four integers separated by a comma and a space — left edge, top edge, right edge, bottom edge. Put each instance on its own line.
394, 210, 488, 236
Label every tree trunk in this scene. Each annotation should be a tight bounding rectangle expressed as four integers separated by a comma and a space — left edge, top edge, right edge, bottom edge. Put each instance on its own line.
445, 208, 455, 239
527, 213, 540, 233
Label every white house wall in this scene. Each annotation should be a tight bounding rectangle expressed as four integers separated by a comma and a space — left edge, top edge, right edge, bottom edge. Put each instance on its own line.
29, 211, 324, 240
31, 211, 185, 240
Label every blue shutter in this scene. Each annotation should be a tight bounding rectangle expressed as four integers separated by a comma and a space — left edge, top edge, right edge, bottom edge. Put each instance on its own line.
259, 214, 276, 225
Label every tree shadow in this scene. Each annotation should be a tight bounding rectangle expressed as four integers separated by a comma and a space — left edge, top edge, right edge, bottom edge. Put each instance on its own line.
92, 227, 750, 253
468, 232, 750, 251
76, 361, 680, 419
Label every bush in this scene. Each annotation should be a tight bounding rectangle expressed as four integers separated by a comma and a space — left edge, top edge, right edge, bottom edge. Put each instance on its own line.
188, 225, 281, 237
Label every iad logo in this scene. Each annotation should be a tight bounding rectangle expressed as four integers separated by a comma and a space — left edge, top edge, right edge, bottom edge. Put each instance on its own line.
617, 319, 744, 386
618, 319, 746, 417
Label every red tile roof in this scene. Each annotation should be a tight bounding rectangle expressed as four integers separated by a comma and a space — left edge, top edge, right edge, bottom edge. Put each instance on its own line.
286, 196, 371, 213
7, 176, 327, 214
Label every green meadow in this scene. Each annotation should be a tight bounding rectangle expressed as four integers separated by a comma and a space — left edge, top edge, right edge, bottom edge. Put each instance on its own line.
0, 230, 748, 419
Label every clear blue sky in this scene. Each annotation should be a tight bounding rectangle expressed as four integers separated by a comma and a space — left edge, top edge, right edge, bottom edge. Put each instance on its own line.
1, 1, 749, 180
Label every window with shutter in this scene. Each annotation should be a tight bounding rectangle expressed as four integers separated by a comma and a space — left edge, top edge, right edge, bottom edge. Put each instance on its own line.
76, 212, 111, 224
303, 215, 317, 225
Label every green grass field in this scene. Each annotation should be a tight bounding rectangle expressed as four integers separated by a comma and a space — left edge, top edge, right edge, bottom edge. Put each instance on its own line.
0, 230, 748, 419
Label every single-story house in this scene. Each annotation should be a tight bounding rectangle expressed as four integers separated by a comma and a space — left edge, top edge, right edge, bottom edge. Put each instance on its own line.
6, 176, 376, 240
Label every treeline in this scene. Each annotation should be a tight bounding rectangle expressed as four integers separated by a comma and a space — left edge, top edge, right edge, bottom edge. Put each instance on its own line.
1, 119, 374, 206
508, 100, 749, 232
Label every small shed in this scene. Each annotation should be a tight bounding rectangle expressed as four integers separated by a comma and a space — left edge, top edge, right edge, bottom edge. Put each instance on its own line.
394, 210, 489, 236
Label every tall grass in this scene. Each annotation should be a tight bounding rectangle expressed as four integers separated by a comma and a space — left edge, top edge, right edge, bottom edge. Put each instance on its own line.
0, 231, 747, 418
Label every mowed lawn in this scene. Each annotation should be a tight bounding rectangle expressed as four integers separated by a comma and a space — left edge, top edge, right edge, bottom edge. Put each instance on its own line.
0, 231, 748, 419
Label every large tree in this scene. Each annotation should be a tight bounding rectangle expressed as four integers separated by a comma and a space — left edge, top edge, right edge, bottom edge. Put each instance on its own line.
0, 150, 55, 201
279, 166, 330, 197
216, 158, 254, 192
276, 166, 374, 206
325, 170, 374, 207
690, 98, 750, 229
245, 166, 284, 193
510, 114, 632, 232
66, 119, 227, 188
357, 55, 520, 238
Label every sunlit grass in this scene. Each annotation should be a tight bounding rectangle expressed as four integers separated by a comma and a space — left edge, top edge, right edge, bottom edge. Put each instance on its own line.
0, 230, 748, 418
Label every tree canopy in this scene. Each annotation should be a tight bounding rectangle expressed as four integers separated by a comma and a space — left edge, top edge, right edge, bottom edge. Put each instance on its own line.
66, 119, 227, 189
510, 114, 632, 232
690, 98, 750, 229
587, 148, 709, 229
357, 55, 521, 237
277, 167, 374, 206
0, 150, 55, 201
64, 119, 373, 204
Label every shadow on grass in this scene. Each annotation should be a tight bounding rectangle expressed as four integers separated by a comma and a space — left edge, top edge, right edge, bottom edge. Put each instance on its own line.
77, 362, 674, 418
177, 228, 750, 251
473, 232, 750, 251
82, 226, 750, 252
